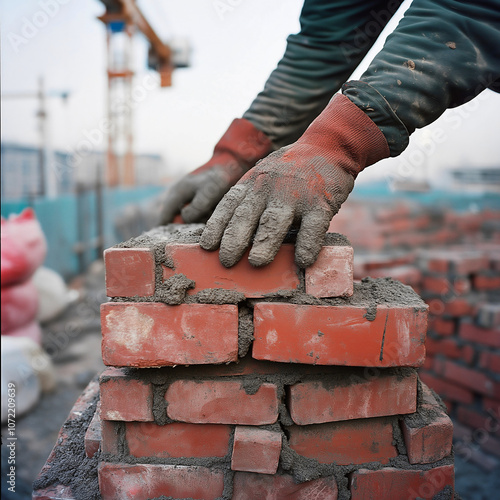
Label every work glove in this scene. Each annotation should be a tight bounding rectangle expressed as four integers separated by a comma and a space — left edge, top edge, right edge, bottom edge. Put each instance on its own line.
200, 94, 390, 268
160, 119, 272, 223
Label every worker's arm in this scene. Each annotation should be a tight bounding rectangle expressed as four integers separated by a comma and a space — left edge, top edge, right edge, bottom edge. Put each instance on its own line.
243, 0, 404, 149
160, 0, 401, 223
201, 0, 500, 267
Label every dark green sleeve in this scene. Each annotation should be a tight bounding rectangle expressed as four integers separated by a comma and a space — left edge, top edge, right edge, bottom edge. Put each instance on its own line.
343, 0, 500, 156
243, 0, 404, 149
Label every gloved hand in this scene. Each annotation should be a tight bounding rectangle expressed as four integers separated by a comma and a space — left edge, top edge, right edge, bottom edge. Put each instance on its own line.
160, 119, 272, 223
200, 94, 390, 268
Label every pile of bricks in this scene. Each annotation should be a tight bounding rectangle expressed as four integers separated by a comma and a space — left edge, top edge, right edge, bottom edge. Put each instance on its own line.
329, 200, 500, 252
417, 245, 500, 470
334, 201, 500, 470
88, 225, 455, 499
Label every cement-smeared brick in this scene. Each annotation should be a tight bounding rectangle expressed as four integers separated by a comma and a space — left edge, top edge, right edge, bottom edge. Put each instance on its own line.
231, 426, 282, 475
163, 243, 300, 298
101, 302, 238, 367
289, 369, 417, 425
166, 380, 279, 425
98, 462, 224, 500
350, 465, 454, 499
104, 248, 155, 297
253, 303, 427, 367
287, 417, 397, 465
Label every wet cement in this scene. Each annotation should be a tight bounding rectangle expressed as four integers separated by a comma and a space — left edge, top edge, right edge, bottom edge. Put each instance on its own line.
32, 385, 100, 500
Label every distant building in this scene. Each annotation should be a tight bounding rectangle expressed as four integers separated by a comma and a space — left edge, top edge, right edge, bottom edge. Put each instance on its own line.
451, 168, 500, 193
1, 142, 168, 200
76, 152, 168, 188
1, 143, 74, 200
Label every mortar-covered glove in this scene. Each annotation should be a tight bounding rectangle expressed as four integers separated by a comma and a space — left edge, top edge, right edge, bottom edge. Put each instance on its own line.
160, 119, 272, 224
200, 94, 390, 268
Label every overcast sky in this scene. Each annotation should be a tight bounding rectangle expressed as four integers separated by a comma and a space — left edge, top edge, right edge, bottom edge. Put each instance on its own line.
2, 0, 499, 187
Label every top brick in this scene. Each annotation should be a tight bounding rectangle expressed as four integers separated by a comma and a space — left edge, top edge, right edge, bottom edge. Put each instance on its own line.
105, 225, 354, 299
105, 248, 155, 297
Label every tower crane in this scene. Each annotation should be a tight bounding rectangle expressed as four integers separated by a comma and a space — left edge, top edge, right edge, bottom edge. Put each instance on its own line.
98, 0, 185, 187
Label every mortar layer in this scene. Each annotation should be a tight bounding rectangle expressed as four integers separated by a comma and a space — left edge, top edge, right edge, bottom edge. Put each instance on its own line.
32, 382, 100, 500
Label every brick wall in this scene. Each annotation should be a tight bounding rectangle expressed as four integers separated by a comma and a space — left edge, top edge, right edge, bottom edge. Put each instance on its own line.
331, 202, 500, 470
92, 225, 455, 500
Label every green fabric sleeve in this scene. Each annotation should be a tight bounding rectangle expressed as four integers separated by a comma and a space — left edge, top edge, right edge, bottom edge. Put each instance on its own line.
243, 0, 404, 149
343, 0, 500, 156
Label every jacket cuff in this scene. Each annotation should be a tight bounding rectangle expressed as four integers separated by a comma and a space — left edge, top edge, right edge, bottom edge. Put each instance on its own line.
342, 81, 409, 157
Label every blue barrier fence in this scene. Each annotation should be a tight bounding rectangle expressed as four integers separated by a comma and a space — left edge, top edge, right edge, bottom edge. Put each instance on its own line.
1, 186, 163, 279
3, 182, 498, 281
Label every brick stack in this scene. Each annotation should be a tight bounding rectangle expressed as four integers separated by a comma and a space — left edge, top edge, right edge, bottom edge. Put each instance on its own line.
93, 225, 454, 499
329, 200, 500, 253
346, 236, 499, 470
417, 245, 500, 470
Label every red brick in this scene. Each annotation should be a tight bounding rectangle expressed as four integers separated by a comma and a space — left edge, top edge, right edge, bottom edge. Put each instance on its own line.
350, 465, 454, 500
422, 356, 434, 370
231, 426, 282, 475
85, 402, 101, 458
426, 296, 474, 317
305, 245, 353, 298
232, 472, 338, 499
288, 370, 417, 425
425, 337, 473, 362
104, 248, 155, 297
420, 249, 488, 275
253, 303, 427, 367
125, 422, 230, 458
165, 380, 279, 425
459, 321, 500, 348
479, 351, 500, 373
375, 204, 411, 223
422, 275, 470, 296
101, 302, 238, 367
355, 253, 415, 273
457, 406, 500, 438
100, 368, 154, 421
101, 420, 120, 455
428, 317, 455, 337
401, 385, 453, 464
162, 243, 299, 298
473, 272, 500, 291
98, 462, 224, 500
483, 398, 500, 415
418, 372, 473, 404
287, 417, 397, 465
434, 359, 500, 399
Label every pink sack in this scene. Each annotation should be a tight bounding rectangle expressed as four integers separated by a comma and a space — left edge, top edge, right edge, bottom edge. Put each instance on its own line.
1, 279, 39, 334
2, 320, 42, 345
1, 208, 47, 286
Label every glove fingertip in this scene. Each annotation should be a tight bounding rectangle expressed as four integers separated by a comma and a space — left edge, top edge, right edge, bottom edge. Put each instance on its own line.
199, 231, 220, 251
180, 205, 200, 224
295, 246, 321, 269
